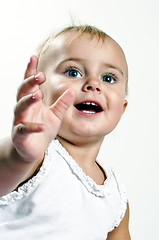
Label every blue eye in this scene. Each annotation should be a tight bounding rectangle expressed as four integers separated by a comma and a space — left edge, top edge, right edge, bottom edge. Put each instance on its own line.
65, 68, 82, 78
102, 74, 117, 83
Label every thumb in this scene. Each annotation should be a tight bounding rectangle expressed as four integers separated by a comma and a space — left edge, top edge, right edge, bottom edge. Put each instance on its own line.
50, 88, 76, 120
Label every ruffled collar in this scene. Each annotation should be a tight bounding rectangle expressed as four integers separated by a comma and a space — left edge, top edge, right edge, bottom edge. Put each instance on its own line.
53, 139, 113, 197
0, 139, 113, 206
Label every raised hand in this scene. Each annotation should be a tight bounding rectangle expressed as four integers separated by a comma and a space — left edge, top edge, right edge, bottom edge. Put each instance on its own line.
12, 56, 76, 163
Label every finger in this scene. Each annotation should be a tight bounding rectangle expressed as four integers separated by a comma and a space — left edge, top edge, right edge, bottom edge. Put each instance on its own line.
24, 55, 38, 79
50, 88, 76, 120
14, 90, 43, 125
14, 122, 45, 136
17, 72, 45, 101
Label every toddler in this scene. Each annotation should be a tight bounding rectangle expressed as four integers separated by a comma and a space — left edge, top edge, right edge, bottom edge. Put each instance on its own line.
0, 25, 131, 239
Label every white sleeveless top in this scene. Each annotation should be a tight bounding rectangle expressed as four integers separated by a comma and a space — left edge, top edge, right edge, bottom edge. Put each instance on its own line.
0, 139, 127, 240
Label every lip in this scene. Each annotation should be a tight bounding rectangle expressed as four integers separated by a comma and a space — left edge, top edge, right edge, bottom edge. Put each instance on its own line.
74, 99, 104, 117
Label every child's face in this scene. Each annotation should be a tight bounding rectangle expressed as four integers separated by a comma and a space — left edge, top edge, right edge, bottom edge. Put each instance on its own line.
38, 32, 128, 145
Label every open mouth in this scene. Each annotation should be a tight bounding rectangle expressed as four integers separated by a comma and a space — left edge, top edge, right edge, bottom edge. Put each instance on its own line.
74, 101, 103, 114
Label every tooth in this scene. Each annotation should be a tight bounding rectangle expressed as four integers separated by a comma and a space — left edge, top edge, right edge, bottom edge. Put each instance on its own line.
82, 102, 98, 106
83, 110, 95, 113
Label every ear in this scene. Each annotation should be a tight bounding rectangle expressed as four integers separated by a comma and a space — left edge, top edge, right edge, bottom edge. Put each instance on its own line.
122, 99, 128, 115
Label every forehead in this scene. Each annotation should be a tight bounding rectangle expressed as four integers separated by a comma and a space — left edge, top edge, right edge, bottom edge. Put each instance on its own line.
39, 32, 127, 77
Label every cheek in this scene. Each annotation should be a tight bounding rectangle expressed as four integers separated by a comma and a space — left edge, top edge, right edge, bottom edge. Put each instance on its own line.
109, 91, 125, 116
44, 78, 70, 105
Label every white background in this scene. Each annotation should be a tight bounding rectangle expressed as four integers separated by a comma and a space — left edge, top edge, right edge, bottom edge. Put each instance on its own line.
0, 0, 158, 239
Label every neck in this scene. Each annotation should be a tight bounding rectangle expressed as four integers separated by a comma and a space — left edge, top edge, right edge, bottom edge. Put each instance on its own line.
56, 136, 106, 185
56, 135, 104, 168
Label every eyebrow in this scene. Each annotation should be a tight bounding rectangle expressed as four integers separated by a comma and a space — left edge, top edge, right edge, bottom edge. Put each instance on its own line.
57, 58, 124, 76
103, 64, 124, 76
57, 58, 83, 66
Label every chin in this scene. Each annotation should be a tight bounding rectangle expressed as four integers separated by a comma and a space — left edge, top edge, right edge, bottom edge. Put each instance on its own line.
57, 130, 105, 147
57, 121, 116, 145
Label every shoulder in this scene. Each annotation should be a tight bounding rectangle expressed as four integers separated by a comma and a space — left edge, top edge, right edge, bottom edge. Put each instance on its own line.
106, 167, 128, 232
107, 202, 131, 240
0, 142, 55, 206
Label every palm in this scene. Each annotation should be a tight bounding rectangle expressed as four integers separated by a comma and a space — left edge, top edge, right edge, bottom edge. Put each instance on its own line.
17, 101, 60, 160
12, 56, 75, 162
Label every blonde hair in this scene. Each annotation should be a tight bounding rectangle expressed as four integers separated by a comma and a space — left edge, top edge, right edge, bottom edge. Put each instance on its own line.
37, 25, 110, 59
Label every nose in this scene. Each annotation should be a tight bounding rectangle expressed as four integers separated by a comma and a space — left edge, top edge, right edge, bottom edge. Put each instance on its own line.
82, 78, 101, 93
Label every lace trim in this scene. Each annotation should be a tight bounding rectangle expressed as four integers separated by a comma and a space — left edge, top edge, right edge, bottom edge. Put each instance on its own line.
108, 169, 128, 232
53, 139, 113, 197
0, 138, 127, 219
0, 143, 54, 207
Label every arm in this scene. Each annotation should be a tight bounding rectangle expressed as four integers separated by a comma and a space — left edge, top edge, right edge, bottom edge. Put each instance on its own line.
0, 56, 75, 197
0, 137, 43, 196
107, 203, 131, 240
